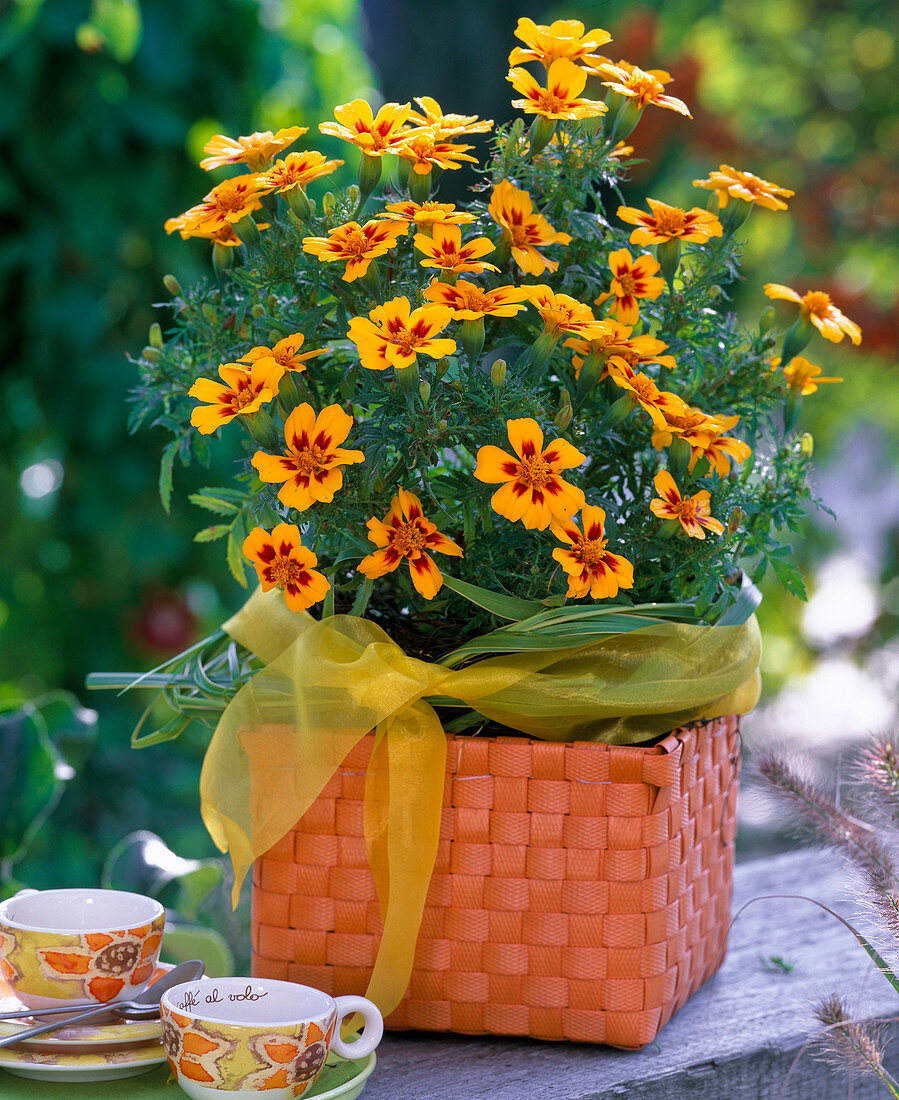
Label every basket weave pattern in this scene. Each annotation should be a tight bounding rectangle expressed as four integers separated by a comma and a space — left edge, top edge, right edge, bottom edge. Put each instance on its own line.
251, 715, 740, 1048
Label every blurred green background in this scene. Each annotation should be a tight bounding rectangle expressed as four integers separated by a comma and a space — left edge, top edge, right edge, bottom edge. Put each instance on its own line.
2, 0, 897, 943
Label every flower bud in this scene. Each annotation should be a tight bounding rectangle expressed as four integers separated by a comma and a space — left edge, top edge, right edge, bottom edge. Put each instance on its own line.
418, 381, 431, 405
321, 192, 336, 217
141, 345, 161, 362
346, 184, 360, 206
727, 507, 744, 537
437, 357, 452, 379
553, 403, 573, 431
437, 419, 448, 431
163, 274, 182, 296
148, 322, 163, 349
800, 432, 814, 458
251, 304, 265, 319
490, 359, 507, 389
707, 285, 723, 300
759, 306, 776, 335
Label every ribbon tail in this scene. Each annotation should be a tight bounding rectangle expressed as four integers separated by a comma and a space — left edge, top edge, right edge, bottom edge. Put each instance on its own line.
362, 701, 447, 1019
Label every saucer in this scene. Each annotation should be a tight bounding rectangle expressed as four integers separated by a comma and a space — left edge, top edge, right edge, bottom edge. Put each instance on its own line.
0, 965, 168, 1049
308, 1053, 377, 1100
0, 1039, 166, 1082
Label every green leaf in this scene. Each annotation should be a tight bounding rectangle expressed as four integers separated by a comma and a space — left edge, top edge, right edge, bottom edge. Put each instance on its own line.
441, 575, 544, 621
159, 438, 178, 514
769, 555, 808, 601
194, 524, 232, 543
161, 923, 234, 979
226, 528, 248, 588
189, 493, 240, 516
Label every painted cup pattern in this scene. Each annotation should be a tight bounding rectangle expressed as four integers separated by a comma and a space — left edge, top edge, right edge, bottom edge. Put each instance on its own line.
0, 890, 165, 1004
161, 1007, 336, 1094
160, 978, 382, 1096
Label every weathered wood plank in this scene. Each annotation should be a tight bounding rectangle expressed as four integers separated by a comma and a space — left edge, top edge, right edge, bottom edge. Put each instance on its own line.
364, 850, 898, 1099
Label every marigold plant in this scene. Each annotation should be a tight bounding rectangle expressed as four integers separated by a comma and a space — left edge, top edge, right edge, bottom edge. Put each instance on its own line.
132, 13, 861, 668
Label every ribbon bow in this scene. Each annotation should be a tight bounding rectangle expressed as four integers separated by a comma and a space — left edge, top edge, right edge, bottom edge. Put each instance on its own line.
200, 587, 760, 1017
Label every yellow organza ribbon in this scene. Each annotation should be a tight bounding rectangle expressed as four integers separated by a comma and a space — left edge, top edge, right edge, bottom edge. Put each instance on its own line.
199, 587, 760, 1018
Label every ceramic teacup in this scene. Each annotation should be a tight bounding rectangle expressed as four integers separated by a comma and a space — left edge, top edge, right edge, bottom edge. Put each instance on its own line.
160, 977, 383, 1098
0, 887, 165, 1009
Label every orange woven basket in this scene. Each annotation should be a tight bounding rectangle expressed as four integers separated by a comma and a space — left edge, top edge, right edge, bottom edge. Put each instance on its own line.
251, 714, 740, 1049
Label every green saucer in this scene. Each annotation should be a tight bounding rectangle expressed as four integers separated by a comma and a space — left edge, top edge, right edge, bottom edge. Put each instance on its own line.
308, 1053, 377, 1100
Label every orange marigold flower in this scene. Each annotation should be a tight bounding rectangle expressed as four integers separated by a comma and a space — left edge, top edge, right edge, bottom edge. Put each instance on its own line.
189, 359, 284, 435
345, 297, 455, 374
243, 524, 330, 611
394, 131, 478, 175
596, 61, 691, 116
199, 127, 307, 171
347, 297, 456, 372
380, 200, 476, 231
302, 219, 408, 282
240, 332, 327, 373
319, 100, 417, 156
764, 284, 862, 345
165, 176, 274, 238
651, 408, 750, 476
607, 361, 688, 430
422, 279, 530, 320
508, 17, 612, 68
165, 221, 245, 247
525, 285, 604, 339
257, 150, 344, 193
595, 249, 666, 325
609, 140, 635, 159
551, 506, 634, 600
488, 180, 571, 276
414, 224, 498, 275
508, 57, 608, 121
650, 470, 724, 540
407, 96, 493, 138
358, 488, 463, 600
565, 322, 677, 378
772, 355, 843, 395
618, 199, 723, 246
251, 403, 364, 511
693, 165, 794, 211
474, 418, 586, 531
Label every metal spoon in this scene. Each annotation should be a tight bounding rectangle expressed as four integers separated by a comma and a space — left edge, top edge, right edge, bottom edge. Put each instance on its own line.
0, 958, 205, 1047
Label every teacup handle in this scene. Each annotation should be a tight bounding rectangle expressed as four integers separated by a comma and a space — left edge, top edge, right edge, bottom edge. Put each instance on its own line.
330, 995, 384, 1060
